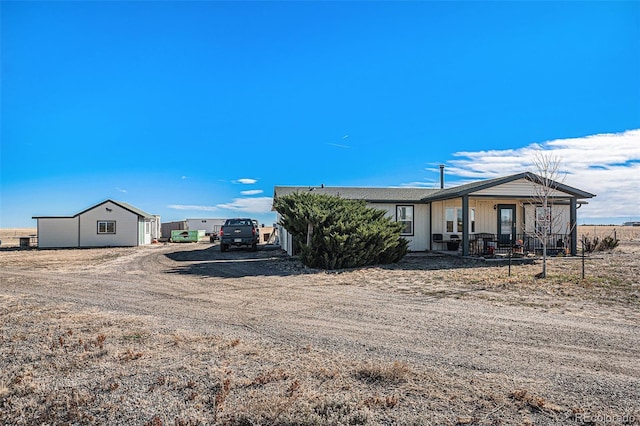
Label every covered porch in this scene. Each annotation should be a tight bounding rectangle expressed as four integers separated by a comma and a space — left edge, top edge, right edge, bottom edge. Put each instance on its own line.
425, 173, 595, 257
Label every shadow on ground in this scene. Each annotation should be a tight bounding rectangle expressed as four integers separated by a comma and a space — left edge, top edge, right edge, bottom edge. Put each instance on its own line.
164, 244, 312, 278
163, 245, 525, 279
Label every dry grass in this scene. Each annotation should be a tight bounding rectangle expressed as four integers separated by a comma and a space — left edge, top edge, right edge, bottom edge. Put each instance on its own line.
0, 228, 37, 247
578, 225, 640, 242
1, 230, 639, 424
1, 293, 591, 425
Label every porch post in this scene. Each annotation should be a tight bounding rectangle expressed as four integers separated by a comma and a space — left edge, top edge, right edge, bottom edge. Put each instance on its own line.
570, 197, 577, 256
462, 195, 469, 256
429, 202, 433, 251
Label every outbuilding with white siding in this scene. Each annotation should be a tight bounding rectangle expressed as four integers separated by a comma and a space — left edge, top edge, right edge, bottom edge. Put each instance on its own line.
33, 200, 160, 248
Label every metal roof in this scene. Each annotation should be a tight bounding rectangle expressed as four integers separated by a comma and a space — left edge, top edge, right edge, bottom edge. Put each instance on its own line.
273, 173, 596, 206
33, 199, 156, 220
108, 200, 156, 219
273, 186, 439, 203
421, 172, 596, 202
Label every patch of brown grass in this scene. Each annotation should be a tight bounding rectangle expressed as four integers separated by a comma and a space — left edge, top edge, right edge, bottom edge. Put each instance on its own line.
355, 361, 411, 384
511, 389, 565, 414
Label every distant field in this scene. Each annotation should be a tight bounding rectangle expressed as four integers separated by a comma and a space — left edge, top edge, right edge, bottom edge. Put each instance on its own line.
578, 225, 640, 242
0, 228, 37, 247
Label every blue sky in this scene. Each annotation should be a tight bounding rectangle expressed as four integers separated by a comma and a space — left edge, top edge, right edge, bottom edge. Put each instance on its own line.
1, 1, 639, 228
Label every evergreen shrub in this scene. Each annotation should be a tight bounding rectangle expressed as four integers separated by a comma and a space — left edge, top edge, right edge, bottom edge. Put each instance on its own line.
274, 192, 408, 269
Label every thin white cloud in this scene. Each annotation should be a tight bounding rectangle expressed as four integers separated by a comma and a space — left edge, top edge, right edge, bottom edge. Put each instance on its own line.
181, 176, 188, 180
399, 181, 440, 188
327, 143, 351, 149
216, 197, 273, 214
241, 189, 264, 195
168, 205, 219, 212
436, 129, 640, 220
233, 178, 257, 185
116, 187, 127, 193
342, 134, 349, 139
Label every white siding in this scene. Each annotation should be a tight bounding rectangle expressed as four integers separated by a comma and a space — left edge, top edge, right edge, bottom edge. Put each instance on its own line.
150, 216, 161, 240
523, 204, 571, 234
79, 201, 139, 247
276, 203, 431, 254
276, 217, 294, 256
473, 178, 570, 198
139, 221, 151, 245
366, 203, 430, 251
186, 218, 226, 234
37, 217, 79, 248
432, 199, 527, 236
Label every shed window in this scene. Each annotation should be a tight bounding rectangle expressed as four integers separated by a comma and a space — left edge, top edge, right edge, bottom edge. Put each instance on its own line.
396, 205, 414, 236
98, 221, 116, 234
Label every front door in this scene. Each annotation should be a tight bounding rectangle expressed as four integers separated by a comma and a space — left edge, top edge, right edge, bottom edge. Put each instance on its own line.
497, 204, 516, 246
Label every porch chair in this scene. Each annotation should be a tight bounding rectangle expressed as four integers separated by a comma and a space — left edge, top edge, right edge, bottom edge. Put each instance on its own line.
432, 233, 445, 250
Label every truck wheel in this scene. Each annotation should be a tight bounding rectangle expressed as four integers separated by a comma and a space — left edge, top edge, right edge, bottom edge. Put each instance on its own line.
220, 244, 227, 252
251, 243, 257, 252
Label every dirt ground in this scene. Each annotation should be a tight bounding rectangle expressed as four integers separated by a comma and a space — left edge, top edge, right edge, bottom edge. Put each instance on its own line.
0, 239, 639, 425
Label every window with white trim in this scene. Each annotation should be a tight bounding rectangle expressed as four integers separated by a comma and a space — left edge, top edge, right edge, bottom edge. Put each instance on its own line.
535, 206, 551, 234
97, 221, 116, 234
445, 207, 474, 233
470, 208, 476, 233
445, 208, 463, 233
396, 205, 414, 236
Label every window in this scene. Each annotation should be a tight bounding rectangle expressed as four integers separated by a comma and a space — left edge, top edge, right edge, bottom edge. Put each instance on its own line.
446, 208, 454, 232
470, 208, 476, 233
446, 207, 474, 233
396, 205, 414, 236
97, 221, 116, 234
535, 206, 551, 234
445, 208, 463, 233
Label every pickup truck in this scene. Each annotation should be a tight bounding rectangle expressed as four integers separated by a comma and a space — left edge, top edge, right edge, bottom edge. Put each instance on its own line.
219, 218, 260, 252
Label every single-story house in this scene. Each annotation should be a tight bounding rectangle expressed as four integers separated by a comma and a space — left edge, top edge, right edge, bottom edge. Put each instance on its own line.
33, 200, 160, 248
273, 172, 595, 257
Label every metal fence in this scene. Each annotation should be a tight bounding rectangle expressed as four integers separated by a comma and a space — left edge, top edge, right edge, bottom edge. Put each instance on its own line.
468, 233, 571, 256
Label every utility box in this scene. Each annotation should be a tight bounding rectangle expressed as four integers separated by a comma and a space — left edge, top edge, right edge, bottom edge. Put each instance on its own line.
170, 230, 205, 243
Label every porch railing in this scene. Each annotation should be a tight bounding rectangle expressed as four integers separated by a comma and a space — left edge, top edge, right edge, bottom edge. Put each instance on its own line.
467, 233, 571, 256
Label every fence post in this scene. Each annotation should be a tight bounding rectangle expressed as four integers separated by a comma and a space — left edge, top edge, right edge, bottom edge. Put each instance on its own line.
581, 238, 585, 280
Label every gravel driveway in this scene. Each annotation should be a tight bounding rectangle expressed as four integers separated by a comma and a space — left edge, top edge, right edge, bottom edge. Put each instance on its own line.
1, 243, 638, 425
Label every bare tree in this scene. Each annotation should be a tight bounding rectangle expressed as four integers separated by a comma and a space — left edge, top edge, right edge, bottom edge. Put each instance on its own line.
527, 152, 567, 278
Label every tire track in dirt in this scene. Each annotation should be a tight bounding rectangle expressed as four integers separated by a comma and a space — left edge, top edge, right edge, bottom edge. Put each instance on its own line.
1, 243, 639, 417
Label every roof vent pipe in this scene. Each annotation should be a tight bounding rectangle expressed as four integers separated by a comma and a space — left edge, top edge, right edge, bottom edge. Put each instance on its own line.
439, 164, 445, 189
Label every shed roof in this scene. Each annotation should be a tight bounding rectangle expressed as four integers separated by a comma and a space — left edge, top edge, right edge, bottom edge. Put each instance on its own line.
34, 199, 156, 220
78, 200, 155, 219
